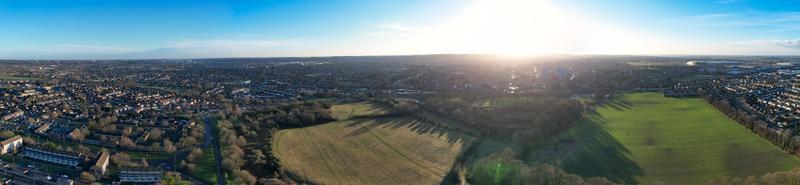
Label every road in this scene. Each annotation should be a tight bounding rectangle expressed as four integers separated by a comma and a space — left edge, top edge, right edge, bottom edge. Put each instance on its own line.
205, 116, 224, 185
0, 161, 75, 185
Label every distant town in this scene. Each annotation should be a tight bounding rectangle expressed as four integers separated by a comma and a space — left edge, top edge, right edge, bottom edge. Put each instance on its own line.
2, 55, 800, 184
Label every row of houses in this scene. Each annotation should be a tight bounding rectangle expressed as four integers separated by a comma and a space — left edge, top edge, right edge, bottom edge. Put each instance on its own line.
0, 135, 162, 183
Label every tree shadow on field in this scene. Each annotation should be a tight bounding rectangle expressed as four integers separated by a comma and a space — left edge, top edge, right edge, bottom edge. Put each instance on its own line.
595, 93, 633, 111
556, 116, 644, 184
343, 116, 470, 145
342, 116, 473, 185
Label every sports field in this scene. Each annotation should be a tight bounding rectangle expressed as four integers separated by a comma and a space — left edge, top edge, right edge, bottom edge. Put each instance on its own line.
273, 116, 468, 185
551, 92, 800, 184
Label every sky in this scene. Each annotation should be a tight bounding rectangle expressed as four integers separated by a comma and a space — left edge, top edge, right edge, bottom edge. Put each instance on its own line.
1, 0, 800, 59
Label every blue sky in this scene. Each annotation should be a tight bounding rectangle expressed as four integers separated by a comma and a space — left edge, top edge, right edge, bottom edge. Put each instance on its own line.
1, 0, 799, 59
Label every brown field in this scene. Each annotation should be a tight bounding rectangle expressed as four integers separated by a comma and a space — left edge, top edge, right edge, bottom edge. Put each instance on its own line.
329, 101, 392, 120
273, 116, 468, 185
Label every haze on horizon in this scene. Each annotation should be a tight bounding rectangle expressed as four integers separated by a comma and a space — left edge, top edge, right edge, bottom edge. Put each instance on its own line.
2, 0, 800, 59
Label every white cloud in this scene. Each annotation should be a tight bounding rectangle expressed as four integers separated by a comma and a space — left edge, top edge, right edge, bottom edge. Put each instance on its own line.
672, 11, 800, 29
699, 39, 800, 55
775, 39, 800, 49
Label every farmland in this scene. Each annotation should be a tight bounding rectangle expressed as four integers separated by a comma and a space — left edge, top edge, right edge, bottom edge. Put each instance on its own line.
273, 116, 468, 185
538, 92, 800, 184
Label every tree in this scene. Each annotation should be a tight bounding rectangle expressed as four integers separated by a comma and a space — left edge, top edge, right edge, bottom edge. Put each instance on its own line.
79, 171, 95, 183
235, 136, 248, 147
76, 145, 92, 157
222, 157, 244, 172
162, 171, 190, 185
186, 163, 197, 173
163, 139, 176, 153
150, 142, 162, 150
119, 136, 135, 148
186, 148, 203, 162
140, 158, 149, 167
0, 131, 14, 138
111, 152, 132, 167
235, 170, 258, 185
299, 112, 316, 125
150, 128, 163, 141
22, 137, 35, 145
179, 137, 197, 148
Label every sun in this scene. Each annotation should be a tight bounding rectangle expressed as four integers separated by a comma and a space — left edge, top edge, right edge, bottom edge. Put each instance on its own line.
378, 0, 664, 56
437, 0, 576, 55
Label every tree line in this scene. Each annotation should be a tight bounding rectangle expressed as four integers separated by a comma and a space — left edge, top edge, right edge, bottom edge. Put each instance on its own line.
704, 94, 800, 155
421, 95, 583, 142
215, 101, 335, 185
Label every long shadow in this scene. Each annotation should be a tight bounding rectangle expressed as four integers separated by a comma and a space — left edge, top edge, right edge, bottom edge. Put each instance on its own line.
595, 93, 634, 111
555, 116, 644, 184
344, 116, 470, 145
343, 115, 474, 185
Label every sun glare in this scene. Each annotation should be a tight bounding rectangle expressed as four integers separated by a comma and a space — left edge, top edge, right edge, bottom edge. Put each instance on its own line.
413, 0, 669, 56
438, 0, 575, 55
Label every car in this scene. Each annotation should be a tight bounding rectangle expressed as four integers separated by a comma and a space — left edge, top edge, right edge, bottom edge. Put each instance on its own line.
21, 170, 28, 175
25, 165, 33, 169
44, 176, 52, 181
59, 175, 68, 179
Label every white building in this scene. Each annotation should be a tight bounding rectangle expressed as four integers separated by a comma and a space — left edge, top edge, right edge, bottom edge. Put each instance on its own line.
22, 147, 82, 166
119, 167, 163, 183
91, 151, 109, 175
0, 136, 22, 155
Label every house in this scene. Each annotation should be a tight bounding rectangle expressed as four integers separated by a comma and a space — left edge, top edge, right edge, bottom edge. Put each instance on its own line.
119, 167, 163, 183
0, 136, 22, 155
1, 111, 23, 121
91, 151, 109, 175
35, 123, 51, 134
66, 128, 82, 140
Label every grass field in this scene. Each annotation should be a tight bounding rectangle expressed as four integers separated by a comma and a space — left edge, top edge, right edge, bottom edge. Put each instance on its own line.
330, 101, 392, 120
189, 148, 218, 184
476, 97, 537, 108
540, 92, 800, 184
273, 116, 468, 185
0, 76, 39, 81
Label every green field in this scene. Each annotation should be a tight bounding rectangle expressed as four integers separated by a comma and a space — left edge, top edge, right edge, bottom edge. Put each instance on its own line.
476, 97, 537, 108
188, 148, 217, 184
541, 92, 800, 184
273, 116, 468, 185
0, 76, 39, 81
